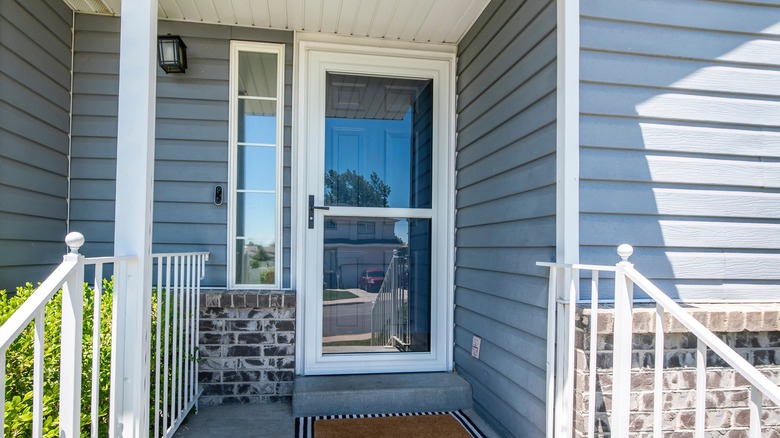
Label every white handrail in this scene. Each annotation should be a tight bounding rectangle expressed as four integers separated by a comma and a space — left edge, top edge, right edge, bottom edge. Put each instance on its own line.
540, 244, 780, 438
624, 265, 780, 406
0, 259, 78, 351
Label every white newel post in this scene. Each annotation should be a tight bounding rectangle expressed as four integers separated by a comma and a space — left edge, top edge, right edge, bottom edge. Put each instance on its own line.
612, 244, 635, 437
111, 0, 158, 436
59, 233, 86, 438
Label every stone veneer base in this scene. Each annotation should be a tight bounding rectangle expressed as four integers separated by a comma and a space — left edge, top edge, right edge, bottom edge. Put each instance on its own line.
198, 290, 296, 405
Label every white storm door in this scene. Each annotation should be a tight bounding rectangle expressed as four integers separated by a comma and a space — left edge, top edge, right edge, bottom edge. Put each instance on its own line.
297, 42, 455, 375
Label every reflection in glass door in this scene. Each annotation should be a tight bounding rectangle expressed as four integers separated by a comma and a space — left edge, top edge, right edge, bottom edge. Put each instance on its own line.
321, 74, 433, 355
322, 217, 431, 354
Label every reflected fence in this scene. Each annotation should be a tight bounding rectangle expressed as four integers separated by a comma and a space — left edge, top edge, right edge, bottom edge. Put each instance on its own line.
371, 250, 410, 351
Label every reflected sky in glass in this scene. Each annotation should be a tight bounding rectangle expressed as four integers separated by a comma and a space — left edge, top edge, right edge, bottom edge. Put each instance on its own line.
238, 103, 276, 144
235, 192, 276, 245
237, 146, 276, 190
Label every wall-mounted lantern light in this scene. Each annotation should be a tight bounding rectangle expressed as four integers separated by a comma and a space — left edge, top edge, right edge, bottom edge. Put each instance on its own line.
157, 34, 187, 74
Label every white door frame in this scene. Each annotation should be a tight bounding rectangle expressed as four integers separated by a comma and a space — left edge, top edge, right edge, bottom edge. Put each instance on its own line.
293, 38, 456, 375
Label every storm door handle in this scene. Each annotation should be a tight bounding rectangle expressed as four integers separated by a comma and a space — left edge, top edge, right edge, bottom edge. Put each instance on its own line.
308, 195, 330, 229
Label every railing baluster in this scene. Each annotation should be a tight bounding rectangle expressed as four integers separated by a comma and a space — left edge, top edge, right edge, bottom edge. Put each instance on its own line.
749, 385, 762, 438
187, 256, 193, 404
191, 255, 197, 402
154, 256, 163, 438
182, 256, 193, 408
696, 338, 706, 438
181, 256, 190, 416
587, 271, 598, 438
654, 304, 665, 438
553, 267, 569, 438
612, 245, 634, 437
163, 255, 172, 436
565, 268, 577, 438
32, 312, 44, 438
195, 254, 203, 410
187, 255, 194, 405
545, 266, 556, 438
552, 265, 577, 438
172, 255, 180, 422
108, 259, 125, 436
178, 256, 185, 418
91, 262, 104, 438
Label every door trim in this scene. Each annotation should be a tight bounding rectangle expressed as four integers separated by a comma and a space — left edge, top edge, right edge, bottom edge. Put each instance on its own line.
293, 38, 456, 375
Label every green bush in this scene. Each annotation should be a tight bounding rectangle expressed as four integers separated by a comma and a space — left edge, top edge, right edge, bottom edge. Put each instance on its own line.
0, 280, 187, 437
0, 280, 114, 437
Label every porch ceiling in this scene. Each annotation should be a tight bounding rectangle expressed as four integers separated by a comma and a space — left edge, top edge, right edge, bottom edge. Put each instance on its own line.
63, 0, 491, 44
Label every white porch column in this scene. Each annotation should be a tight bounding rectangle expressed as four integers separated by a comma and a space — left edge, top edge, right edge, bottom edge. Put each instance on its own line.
551, 1, 580, 438
556, 0, 580, 266
112, 0, 158, 436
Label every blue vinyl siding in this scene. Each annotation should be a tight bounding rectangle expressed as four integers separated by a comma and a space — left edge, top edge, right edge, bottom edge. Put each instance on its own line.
70, 15, 293, 287
454, 0, 558, 436
579, 0, 780, 300
0, 0, 73, 291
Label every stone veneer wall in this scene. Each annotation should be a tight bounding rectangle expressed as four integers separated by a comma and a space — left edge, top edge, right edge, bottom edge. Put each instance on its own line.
198, 290, 296, 405
574, 304, 780, 437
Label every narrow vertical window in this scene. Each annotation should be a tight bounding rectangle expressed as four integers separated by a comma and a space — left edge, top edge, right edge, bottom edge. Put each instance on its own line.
229, 43, 284, 288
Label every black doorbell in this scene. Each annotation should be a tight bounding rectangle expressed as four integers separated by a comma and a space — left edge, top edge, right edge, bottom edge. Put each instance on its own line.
214, 185, 223, 205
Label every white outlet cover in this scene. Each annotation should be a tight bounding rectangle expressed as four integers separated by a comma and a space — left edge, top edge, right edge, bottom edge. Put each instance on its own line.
471, 336, 481, 359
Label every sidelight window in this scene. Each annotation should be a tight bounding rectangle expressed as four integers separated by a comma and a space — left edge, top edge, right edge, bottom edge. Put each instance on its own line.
229, 42, 284, 288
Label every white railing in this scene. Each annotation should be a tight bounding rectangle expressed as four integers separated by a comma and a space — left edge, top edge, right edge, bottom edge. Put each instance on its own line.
0, 232, 208, 438
539, 245, 780, 438
371, 250, 410, 350
152, 252, 208, 438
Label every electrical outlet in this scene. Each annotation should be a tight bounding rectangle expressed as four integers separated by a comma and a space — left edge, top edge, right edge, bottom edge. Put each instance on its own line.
471, 336, 481, 359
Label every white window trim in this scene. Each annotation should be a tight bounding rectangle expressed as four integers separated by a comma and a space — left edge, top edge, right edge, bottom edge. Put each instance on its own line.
228, 41, 286, 290
293, 37, 457, 375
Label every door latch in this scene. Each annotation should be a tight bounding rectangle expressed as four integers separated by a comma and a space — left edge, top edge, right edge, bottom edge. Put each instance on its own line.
308, 195, 330, 229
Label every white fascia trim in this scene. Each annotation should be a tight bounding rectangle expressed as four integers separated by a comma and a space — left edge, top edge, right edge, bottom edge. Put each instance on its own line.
556, 0, 580, 266
295, 31, 457, 55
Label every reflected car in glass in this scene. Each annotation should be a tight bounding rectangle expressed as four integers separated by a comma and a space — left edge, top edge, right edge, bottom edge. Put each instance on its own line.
359, 268, 385, 292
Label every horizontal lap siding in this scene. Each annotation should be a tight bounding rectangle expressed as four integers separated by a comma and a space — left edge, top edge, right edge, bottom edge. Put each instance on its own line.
69, 14, 118, 266
455, 0, 557, 436
0, 0, 72, 291
71, 15, 293, 287
580, 0, 780, 300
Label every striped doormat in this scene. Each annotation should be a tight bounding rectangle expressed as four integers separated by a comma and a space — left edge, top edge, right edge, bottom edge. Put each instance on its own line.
295, 410, 486, 438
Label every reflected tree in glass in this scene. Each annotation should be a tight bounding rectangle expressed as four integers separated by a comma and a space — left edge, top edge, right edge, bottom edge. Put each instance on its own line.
324, 169, 391, 208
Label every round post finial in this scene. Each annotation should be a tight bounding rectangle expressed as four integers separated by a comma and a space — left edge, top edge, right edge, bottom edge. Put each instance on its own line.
617, 244, 633, 262
65, 232, 85, 255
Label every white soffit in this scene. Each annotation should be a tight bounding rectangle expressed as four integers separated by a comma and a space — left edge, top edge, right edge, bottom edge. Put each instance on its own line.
64, 0, 491, 44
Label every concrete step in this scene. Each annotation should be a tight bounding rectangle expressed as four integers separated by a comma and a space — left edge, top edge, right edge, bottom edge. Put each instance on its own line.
292, 372, 473, 417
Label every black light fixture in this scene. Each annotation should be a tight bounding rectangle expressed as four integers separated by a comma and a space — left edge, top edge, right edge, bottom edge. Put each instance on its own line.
157, 34, 187, 74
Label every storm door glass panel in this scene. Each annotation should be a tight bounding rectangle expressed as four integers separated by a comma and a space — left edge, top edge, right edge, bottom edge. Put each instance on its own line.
232, 47, 282, 288
324, 74, 433, 209
322, 217, 431, 354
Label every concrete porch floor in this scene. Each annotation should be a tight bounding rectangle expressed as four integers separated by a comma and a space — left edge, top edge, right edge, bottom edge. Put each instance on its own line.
173, 402, 502, 437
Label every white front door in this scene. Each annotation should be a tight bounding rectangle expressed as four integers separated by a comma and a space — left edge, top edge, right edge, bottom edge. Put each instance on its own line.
296, 41, 455, 375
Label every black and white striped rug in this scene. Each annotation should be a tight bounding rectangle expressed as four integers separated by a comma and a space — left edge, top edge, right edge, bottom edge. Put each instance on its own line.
295, 410, 486, 438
